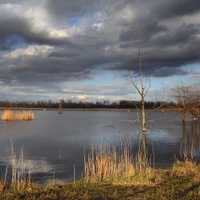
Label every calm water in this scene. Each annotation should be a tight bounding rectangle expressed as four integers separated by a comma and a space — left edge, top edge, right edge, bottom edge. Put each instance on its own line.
0, 110, 199, 185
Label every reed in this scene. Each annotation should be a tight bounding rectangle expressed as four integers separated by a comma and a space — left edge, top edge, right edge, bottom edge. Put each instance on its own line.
1, 109, 34, 121
1, 109, 15, 121
84, 142, 136, 180
9, 139, 31, 191
83, 137, 155, 184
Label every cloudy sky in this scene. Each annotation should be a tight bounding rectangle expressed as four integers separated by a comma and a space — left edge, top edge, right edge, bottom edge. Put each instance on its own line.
0, 0, 200, 103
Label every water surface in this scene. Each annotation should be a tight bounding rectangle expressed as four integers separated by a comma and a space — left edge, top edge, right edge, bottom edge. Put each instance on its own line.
0, 110, 199, 185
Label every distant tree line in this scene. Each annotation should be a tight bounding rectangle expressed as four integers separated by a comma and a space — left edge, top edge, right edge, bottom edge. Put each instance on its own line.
0, 100, 177, 109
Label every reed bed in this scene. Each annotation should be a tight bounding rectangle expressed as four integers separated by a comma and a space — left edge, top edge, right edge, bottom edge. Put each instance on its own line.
1, 109, 34, 121
84, 143, 136, 180
83, 138, 154, 184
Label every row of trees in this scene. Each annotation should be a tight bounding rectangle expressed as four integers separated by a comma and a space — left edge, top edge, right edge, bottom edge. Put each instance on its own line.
0, 99, 176, 109
0, 87, 199, 122
0, 85, 199, 123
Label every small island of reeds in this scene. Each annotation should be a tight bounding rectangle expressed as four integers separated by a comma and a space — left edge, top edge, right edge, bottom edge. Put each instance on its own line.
1, 109, 34, 121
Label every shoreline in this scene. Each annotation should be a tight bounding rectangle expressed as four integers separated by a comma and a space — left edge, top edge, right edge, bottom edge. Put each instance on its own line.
1, 161, 200, 199
0, 107, 181, 112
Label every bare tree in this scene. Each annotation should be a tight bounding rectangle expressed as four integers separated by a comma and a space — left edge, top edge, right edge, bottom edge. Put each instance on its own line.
129, 48, 152, 171
171, 84, 200, 122
129, 48, 168, 171
129, 48, 151, 132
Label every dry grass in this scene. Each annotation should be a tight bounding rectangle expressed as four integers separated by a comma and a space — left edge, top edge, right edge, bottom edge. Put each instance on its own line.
172, 160, 200, 180
9, 139, 31, 187
1, 109, 34, 121
84, 144, 135, 180
1, 162, 200, 199
84, 136, 154, 185
1, 142, 200, 199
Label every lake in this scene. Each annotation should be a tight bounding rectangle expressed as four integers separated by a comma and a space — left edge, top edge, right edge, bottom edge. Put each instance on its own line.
0, 110, 199, 185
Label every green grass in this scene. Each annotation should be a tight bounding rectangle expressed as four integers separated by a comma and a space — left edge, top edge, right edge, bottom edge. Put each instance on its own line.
2, 138, 199, 199
1, 161, 200, 199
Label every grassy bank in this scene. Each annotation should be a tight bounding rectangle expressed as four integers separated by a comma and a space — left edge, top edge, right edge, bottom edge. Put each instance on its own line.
1, 141, 199, 199
0, 160, 200, 199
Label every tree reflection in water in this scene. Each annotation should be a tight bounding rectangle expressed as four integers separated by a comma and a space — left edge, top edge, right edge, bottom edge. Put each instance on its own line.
180, 121, 200, 161
136, 130, 155, 172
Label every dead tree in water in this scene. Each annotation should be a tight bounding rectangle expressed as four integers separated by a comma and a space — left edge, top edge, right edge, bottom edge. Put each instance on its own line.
58, 99, 63, 114
129, 48, 151, 170
129, 48, 150, 133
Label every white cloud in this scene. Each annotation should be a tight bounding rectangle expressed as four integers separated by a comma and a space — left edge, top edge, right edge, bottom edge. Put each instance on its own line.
93, 23, 103, 31
77, 94, 91, 100
0, 3, 22, 16
3, 45, 53, 59
117, 6, 135, 24
97, 95, 106, 99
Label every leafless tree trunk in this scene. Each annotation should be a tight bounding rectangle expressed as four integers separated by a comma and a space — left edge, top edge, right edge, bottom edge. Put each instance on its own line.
129, 48, 151, 171
58, 99, 63, 114
129, 48, 150, 132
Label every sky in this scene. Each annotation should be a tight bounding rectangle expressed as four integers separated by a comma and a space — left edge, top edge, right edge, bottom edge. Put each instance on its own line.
0, 0, 200, 103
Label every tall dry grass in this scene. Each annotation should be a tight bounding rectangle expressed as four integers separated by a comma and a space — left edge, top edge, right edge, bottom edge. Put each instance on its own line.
84, 143, 136, 180
1, 110, 34, 121
10, 139, 31, 186
84, 139, 154, 183
3, 139, 32, 192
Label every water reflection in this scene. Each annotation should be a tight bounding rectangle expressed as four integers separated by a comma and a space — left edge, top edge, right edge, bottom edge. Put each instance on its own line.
180, 121, 200, 160
136, 131, 148, 170
0, 111, 200, 185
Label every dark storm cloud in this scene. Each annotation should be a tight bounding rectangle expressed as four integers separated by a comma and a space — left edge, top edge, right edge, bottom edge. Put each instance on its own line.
119, 20, 167, 42
0, 0, 200, 94
0, 17, 30, 49
115, 0, 200, 76
151, 68, 189, 77
119, 1, 200, 45
0, 15, 71, 51
0, 1, 80, 51
44, 0, 89, 17
146, 24, 199, 48
109, 49, 199, 78
0, 41, 111, 86
43, 0, 105, 18
151, 0, 200, 19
